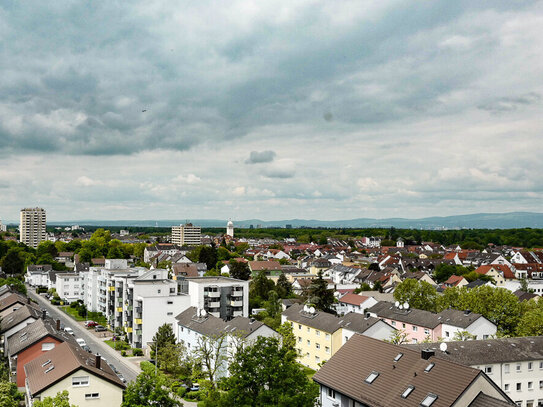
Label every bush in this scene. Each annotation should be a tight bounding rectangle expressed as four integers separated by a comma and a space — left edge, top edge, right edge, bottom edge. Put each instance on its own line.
176, 386, 186, 398
132, 348, 143, 356
69, 302, 78, 309
184, 390, 204, 401
121, 350, 127, 357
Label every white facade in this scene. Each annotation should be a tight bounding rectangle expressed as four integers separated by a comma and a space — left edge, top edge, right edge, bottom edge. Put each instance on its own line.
186, 277, 249, 320
56, 274, 84, 303
336, 297, 378, 315
0, 219, 6, 232
226, 220, 234, 238
171, 224, 202, 246
441, 317, 497, 341
19, 207, 47, 248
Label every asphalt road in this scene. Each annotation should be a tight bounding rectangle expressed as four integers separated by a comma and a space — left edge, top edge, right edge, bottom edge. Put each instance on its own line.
27, 287, 140, 383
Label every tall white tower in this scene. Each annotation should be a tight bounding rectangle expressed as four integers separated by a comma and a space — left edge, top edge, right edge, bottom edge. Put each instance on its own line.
226, 219, 234, 238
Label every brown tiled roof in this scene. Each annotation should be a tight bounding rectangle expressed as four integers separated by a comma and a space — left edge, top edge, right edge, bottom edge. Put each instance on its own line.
0, 304, 42, 333
7, 318, 77, 356
172, 263, 199, 277
339, 293, 369, 306
248, 260, 282, 271
0, 293, 28, 312
313, 334, 496, 407
24, 342, 124, 396
468, 393, 515, 407
404, 336, 543, 366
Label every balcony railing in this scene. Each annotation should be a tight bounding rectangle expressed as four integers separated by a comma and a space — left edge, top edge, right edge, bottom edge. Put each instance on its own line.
207, 301, 220, 308
230, 300, 243, 307
232, 310, 243, 317
205, 291, 220, 298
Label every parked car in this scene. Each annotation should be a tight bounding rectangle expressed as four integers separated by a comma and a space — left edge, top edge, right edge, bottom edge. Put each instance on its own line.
108, 363, 118, 374
117, 373, 126, 383
84, 321, 98, 328
76, 338, 87, 347
82, 345, 92, 353
64, 327, 74, 335
95, 325, 106, 332
189, 383, 200, 392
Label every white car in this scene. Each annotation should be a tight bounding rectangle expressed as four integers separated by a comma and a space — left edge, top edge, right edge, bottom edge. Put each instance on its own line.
64, 327, 74, 335
76, 338, 87, 347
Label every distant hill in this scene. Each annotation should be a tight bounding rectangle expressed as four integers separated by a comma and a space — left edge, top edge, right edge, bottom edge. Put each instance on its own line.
39, 212, 543, 229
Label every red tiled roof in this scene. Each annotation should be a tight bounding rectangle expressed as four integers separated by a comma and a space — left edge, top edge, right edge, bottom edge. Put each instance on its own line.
339, 293, 369, 306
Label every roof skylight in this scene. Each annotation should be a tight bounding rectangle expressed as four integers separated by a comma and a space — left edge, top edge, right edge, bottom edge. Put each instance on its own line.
401, 385, 414, 399
365, 371, 379, 384
41, 360, 51, 367
420, 393, 438, 406
424, 363, 435, 372
394, 353, 403, 362
44, 365, 55, 374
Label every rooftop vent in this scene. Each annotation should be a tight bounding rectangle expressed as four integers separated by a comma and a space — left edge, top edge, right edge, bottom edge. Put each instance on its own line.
421, 349, 435, 360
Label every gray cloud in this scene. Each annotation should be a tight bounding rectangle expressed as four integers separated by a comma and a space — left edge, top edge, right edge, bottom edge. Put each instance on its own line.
478, 92, 541, 113
245, 150, 276, 164
261, 168, 295, 179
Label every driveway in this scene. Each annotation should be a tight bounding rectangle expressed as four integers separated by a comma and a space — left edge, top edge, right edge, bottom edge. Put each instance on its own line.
28, 287, 140, 383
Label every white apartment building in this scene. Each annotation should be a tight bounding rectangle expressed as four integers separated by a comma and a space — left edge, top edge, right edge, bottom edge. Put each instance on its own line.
407, 337, 543, 407
0, 219, 7, 232
171, 223, 202, 246
25, 265, 53, 287
56, 273, 83, 303
19, 207, 47, 248
183, 277, 249, 320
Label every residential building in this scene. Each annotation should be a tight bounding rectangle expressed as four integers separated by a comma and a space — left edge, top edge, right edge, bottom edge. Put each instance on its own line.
0, 293, 30, 318
183, 276, 249, 320
335, 293, 378, 315
25, 265, 54, 287
24, 342, 125, 406
6, 318, 75, 389
19, 207, 47, 248
0, 305, 43, 342
281, 303, 395, 370
56, 273, 83, 303
367, 301, 497, 343
406, 337, 543, 407
176, 306, 277, 378
313, 334, 515, 407
171, 223, 201, 246
0, 218, 7, 232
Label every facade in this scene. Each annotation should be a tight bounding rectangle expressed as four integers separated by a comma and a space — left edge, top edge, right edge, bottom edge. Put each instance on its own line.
56, 273, 83, 303
0, 305, 42, 341
282, 303, 395, 370
336, 293, 378, 315
407, 337, 543, 407
314, 334, 515, 407
184, 277, 249, 320
0, 218, 7, 232
24, 342, 125, 406
19, 207, 47, 248
368, 301, 497, 343
25, 265, 54, 287
171, 223, 202, 246
226, 220, 234, 237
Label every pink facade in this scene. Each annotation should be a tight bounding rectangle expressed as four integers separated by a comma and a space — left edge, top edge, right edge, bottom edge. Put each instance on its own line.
382, 318, 442, 343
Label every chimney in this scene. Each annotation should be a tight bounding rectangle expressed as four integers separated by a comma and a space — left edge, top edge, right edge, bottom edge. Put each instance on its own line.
365, 312, 371, 319
56, 319, 61, 331
27, 297, 31, 304
95, 355, 101, 370
42, 310, 47, 319
421, 349, 435, 360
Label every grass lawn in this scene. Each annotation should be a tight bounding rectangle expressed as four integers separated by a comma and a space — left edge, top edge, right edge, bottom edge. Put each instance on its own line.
61, 306, 86, 321
60, 306, 108, 326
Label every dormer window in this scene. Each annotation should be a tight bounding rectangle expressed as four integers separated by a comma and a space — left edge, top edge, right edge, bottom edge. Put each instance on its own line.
401, 385, 414, 399
365, 371, 379, 384
420, 393, 438, 406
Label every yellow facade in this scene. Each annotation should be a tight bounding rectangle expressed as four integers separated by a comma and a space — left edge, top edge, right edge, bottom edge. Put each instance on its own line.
487, 268, 505, 286
37, 368, 123, 407
291, 320, 337, 371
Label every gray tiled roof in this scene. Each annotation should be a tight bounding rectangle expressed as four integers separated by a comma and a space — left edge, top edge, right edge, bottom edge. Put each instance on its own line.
176, 307, 228, 337
404, 336, 543, 365
0, 304, 42, 333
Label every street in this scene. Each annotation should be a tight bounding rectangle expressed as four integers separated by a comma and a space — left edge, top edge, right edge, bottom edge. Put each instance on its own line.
27, 287, 141, 383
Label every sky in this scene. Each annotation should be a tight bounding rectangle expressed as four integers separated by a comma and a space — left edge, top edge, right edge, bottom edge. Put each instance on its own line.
1, 1, 543, 222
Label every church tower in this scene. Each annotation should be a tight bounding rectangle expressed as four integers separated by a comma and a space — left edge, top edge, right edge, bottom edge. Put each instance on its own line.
226, 219, 234, 237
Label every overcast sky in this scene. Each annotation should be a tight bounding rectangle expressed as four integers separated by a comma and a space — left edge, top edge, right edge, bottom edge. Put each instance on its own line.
1, 1, 542, 222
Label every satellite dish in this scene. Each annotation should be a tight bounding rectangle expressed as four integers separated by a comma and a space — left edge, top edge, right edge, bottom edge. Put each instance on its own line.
303, 305, 309, 313
201, 309, 207, 317
403, 302, 410, 310
309, 306, 316, 314
398, 304, 404, 310
440, 343, 448, 352
395, 301, 400, 308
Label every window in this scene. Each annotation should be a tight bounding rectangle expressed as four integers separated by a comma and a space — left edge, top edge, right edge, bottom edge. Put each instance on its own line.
298, 337, 302, 343
316, 330, 320, 336
528, 381, 533, 390
516, 383, 521, 391
307, 340, 310, 346
412, 338, 418, 344
483, 334, 489, 339
85, 393, 100, 399
445, 331, 450, 337
424, 329, 430, 335
316, 343, 320, 349
325, 333, 330, 340
528, 362, 533, 371
345, 336, 349, 343
307, 327, 310, 333
298, 324, 302, 330
421, 393, 438, 407
505, 364, 510, 374
505, 384, 510, 392
328, 388, 336, 399
412, 326, 418, 332
315, 356, 320, 362
158, 289, 161, 294
539, 380, 543, 389
72, 376, 90, 386
526, 401, 534, 407
391, 321, 396, 326
325, 346, 330, 354
484, 366, 492, 374
516, 363, 521, 372
402, 323, 406, 329
167, 312, 173, 316
539, 361, 543, 370
365, 371, 379, 384
41, 343, 55, 351
167, 301, 173, 305
401, 385, 414, 399
424, 363, 435, 373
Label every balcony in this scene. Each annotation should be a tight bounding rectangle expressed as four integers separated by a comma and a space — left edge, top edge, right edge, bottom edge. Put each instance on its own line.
135, 319, 142, 326
207, 301, 220, 308
230, 300, 243, 307
206, 291, 220, 298
232, 310, 243, 317
108, 286, 115, 292
135, 307, 142, 313
209, 311, 220, 318
231, 289, 243, 297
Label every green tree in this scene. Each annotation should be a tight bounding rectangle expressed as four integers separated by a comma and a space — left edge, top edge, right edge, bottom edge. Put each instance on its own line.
276, 273, 293, 298
199, 246, 218, 271
157, 342, 192, 378
250, 271, 275, 302
307, 271, 335, 314
106, 239, 125, 259
193, 333, 229, 388
386, 329, 409, 345
122, 361, 180, 407
33, 390, 76, 407
1, 247, 25, 275
393, 280, 437, 312
516, 299, 543, 336
452, 330, 477, 341
0, 277, 27, 295
151, 323, 177, 359
354, 282, 372, 293
0, 382, 19, 407
215, 335, 319, 406
229, 260, 251, 281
